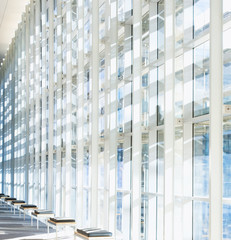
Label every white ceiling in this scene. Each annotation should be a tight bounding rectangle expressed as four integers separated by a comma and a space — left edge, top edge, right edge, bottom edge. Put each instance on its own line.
0, 0, 29, 63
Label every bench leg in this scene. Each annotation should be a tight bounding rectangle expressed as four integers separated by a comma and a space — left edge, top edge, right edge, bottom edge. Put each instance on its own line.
37, 218, 39, 230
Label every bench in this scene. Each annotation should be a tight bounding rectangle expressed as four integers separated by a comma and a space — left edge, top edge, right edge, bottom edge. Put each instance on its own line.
31, 209, 54, 229
75, 228, 113, 240
47, 217, 76, 240
11, 200, 26, 214
4, 198, 17, 211
20, 204, 38, 221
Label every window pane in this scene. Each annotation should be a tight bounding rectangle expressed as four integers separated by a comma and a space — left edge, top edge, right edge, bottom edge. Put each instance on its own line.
194, 123, 209, 197
157, 65, 164, 125
223, 29, 231, 105
193, 201, 209, 240
194, 0, 210, 37
194, 41, 210, 117
223, 118, 231, 198
223, 204, 231, 239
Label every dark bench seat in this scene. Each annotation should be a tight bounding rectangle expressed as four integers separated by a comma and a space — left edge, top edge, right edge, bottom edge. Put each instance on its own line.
77, 228, 112, 237
49, 217, 75, 223
11, 200, 25, 204
5, 197, 16, 201
34, 209, 54, 214
20, 204, 37, 209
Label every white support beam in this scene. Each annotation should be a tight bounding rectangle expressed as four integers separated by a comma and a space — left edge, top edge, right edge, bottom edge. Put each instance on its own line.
164, 0, 175, 239
91, 0, 99, 226
209, 0, 223, 239
132, 0, 142, 240
48, 0, 54, 211
109, 0, 118, 235
77, 0, 84, 228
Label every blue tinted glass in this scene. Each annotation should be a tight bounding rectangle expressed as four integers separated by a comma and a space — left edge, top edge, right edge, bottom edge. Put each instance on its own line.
223, 123, 231, 198
117, 146, 123, 189
194, 42, 210, 117
224, 63, 231, 105
194, 124, 209, 197
117, 192, 123, 232
223, 204, 231, 239
193, 201, 209, 240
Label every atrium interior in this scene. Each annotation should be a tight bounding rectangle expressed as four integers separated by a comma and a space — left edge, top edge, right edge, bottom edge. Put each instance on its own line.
0, 0, 228, 239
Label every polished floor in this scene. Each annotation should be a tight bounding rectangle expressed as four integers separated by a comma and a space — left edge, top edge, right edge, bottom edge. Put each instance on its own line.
0, 203, 75, 240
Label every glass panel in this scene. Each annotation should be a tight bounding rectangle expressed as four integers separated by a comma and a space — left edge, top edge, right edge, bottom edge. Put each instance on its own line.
174, 127, 183, 196
157, 0, 164, 59
193, 123, 209, 197
175, 0, 183, 48
157, 196, 163, 240
194, 41, 210, 117
141, 140, 149, 192
223, 204, 231, 239
223, 118, 231, 198
141, 194, 148, 240
142, 74, 149, 127
157, 65, 164, 125
194, 0, 210, 37
193, 201, 209, 240
157, 130, 164, 194
223, 0, 231, 18
223, 29, 231, 105
175, 55, 183, 118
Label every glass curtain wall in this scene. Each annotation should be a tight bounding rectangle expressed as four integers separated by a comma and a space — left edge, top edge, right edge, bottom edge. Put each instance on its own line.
0, 0, 230, 239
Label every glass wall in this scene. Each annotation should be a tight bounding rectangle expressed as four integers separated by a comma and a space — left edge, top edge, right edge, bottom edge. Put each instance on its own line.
0, 0, 229, 240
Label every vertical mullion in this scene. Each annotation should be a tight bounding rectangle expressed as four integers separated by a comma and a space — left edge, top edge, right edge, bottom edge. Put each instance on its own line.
65, 0, 73, 217
91, 0, 99, 226
48, 0, 54, 211
132, 0, 142, 240
41, 0, 47, 209
56, 0, 62, 216
109, 0, 118, 235
209, 0, 223, 239
77, 0, 84, 227
35, 0, 41, 206
25, 5, 30, 203
164, 0, 175, 239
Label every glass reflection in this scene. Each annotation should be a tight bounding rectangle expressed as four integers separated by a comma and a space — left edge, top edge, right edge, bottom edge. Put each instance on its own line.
194, 41, 210, 117
193, 123, 209, 197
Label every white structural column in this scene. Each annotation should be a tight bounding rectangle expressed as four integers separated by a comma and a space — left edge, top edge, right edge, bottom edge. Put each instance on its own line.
56, 0, 62, 216
132, 0, 142, 239
164, 0, 175, 239
25, 5, 30, 203
34, 0, 41, 206
41, 0, 46, 208
48, 0, 54, 210
109, 0, 117, 235
209, 0, 223, 239
103, 0, 110, 229
183, 1, 193, 239
91, 0, 99, 226
77, 0, 84, 227
65, 0, 73, 217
